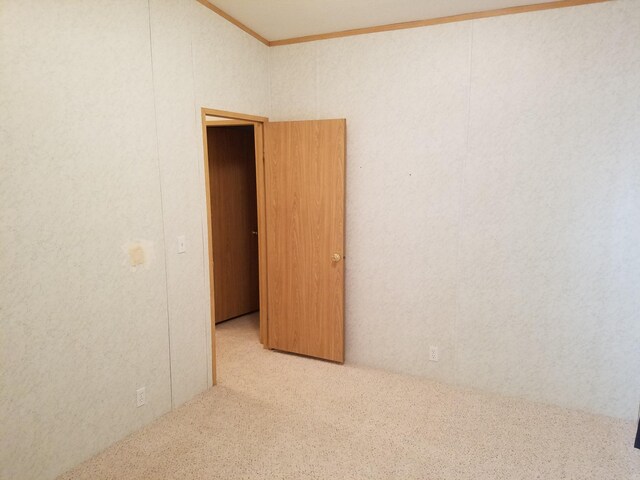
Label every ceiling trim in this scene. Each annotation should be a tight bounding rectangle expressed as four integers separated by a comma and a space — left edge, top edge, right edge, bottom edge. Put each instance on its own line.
269, 0, 611, 46
195, 0, 270, 46
198, 0, 612, 48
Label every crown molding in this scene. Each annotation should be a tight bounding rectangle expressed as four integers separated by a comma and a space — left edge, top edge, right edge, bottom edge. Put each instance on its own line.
197, 0, 612, 48
195, 0, 270, 46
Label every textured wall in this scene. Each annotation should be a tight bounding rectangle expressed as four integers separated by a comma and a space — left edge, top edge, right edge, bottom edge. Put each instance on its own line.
0, 1, 269, 479
2, 1, 639, 478
148, 0, 269, 408
269, 0, 640, 420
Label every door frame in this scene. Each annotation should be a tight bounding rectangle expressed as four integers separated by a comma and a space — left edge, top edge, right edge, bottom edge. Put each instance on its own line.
201, 107, 269, 385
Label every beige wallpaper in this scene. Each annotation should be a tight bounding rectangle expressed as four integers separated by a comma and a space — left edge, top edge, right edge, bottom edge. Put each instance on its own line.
0, 1, 269, 479
269, 0, 640, 421
148, 0, 269, 408
2, 0, 639, 479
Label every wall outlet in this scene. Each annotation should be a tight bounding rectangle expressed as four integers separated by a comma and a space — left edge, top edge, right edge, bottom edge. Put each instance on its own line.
177, 235, 186, 254
136, 387, 146, 407
429, 346, 439, 362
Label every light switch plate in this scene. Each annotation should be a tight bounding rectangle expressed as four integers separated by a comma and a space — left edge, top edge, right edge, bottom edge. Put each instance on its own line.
177, 235, 186, 254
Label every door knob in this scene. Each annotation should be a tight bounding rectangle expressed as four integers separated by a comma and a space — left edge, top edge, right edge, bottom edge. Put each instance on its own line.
251, 231, 258, 236
331, 253, 342, 262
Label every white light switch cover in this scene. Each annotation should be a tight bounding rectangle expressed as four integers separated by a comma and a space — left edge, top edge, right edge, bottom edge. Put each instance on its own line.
177, 235, 186, 254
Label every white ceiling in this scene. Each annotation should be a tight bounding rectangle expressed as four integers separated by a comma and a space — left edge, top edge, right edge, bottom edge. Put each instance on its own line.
208, 0, 554, 41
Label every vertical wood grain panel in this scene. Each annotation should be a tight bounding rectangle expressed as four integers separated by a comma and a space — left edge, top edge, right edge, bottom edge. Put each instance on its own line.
264, 119, 346, 362
207, 126, 260, 323
201, 111, 217, 385
253, 124, 269, 346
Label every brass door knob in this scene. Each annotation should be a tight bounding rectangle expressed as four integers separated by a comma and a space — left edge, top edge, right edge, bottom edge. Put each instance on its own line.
331, 253, 342, 262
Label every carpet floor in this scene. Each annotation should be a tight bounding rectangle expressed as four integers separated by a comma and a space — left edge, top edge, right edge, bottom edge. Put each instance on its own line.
60, 313, 639, 479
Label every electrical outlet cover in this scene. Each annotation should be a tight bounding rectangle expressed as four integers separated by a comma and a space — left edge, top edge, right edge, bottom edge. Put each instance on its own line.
429, 346, 439, 362
136, 387, 146, 407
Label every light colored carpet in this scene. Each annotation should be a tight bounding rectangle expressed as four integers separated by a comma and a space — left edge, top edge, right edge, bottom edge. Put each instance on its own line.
60, 313, 639, 479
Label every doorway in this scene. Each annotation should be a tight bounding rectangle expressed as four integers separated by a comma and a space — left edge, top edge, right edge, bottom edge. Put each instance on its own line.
202, 108, 347, 386
201, 109, 269, 385
207, 125, 259, 324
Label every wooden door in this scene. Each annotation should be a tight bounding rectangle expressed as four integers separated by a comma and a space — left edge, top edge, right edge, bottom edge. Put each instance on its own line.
264, 119, 346, 362
207, 126, 260, 323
